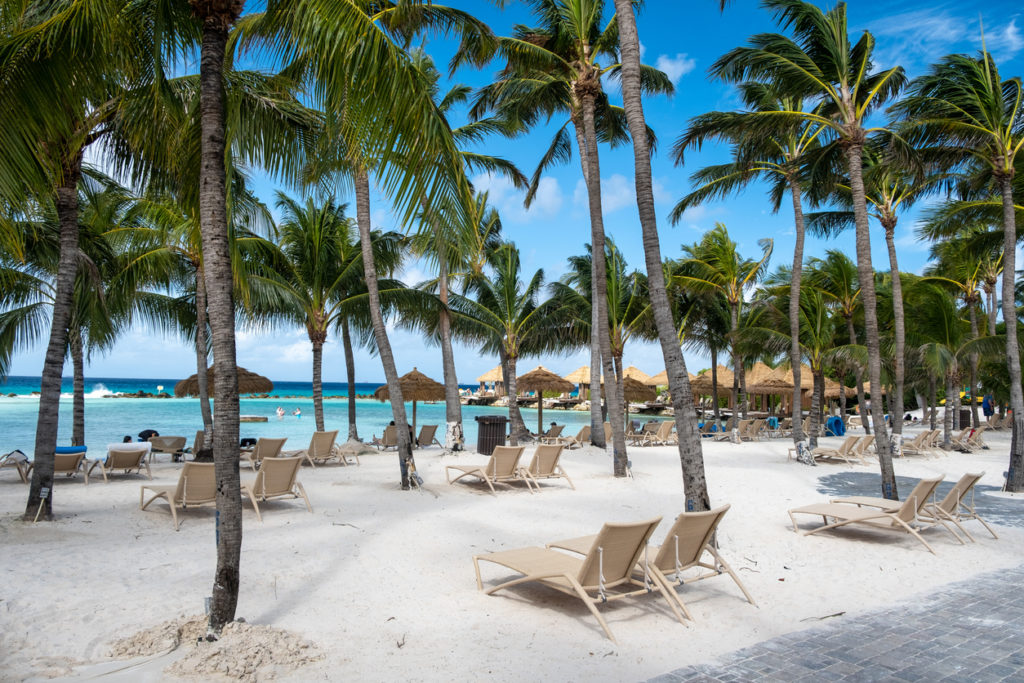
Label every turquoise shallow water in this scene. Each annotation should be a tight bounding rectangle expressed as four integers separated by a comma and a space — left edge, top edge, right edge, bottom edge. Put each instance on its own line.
0, 377, 601, 456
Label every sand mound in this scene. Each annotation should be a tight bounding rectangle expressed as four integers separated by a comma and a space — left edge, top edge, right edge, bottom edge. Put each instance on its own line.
109, 616, 321, 681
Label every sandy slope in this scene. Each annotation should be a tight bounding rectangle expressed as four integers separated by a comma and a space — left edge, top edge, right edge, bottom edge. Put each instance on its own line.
1, 424, 1021, 681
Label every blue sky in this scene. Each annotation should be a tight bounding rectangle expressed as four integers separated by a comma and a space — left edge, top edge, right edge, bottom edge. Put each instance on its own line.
9, 0, 1024, 385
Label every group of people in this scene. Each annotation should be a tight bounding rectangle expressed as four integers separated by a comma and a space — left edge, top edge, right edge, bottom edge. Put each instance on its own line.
275, 406, 301, 420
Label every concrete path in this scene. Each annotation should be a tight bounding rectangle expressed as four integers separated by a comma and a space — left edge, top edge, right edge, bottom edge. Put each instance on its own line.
649, 563, 1024, 682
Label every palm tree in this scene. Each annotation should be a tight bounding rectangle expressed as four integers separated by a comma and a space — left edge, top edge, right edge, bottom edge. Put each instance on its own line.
805, 142, 946, 447
609, 0, 712, 509
469, 0, 672, 470
923, 241, 989, 428
806, 250, 868, 431
711, 0, 906, 498
267, 194, 406, 433
677, 224, 772, 441
450, 243, 560, 445
894, 51, 1024, 491
672, 83, 826, 447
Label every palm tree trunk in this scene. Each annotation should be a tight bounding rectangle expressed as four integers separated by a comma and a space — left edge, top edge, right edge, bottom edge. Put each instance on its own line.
194, 13, 242, 633
943, 371, 954, 449
588, 345, 604, 446
998, 175, 1024, 491
311, 336, 325, 432
929, 375, 938, 430
355, 167, 413, 487
968, 304, 980, 428
846, 315, 869, 434
809, 370, 823, 448
952, 382, 961, 430
25, 153, 81, 520
987, 287, 998, 337
610, 0, 709, 508
341, 317, 358, 441
614, 353, 626, 432
71, 327, 85, 447
729, 302, 741, 443
577, 95, 627, 474
839, 374, 848, 425
710, 350, 720, 423
194, 268, 213, 438
882, 223, 905, 447
501, 348, 528, 445
844, 142, 896, 500
437, 246, 462, 450
787, 179, 807, 445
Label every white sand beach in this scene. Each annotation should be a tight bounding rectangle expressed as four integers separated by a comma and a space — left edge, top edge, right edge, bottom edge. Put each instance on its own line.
1, 425, 1021, 681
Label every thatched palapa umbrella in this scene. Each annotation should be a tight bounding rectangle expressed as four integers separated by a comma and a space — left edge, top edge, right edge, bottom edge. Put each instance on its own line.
647, 369, 697, 387
476, 365, 504, 395
174, 366, 273, 397
517, 366, 575, 434
690, 365, 734, 394
375, 368, 445, 436
563, 366, 593, 399
622, 366, 653, 385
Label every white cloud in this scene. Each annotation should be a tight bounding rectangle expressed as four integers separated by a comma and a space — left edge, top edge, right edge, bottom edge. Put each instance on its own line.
655, 53, 696, 85
987, 18, 1024, 61
472, 172, 565, 224
571, 174, 639, 214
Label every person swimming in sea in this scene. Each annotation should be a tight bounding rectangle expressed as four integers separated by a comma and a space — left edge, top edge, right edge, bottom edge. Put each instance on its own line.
293, 407, 302, 418
276, 406, 285, 420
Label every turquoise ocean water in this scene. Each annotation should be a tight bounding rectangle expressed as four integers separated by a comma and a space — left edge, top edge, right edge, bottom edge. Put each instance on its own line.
0, 376, 598, 457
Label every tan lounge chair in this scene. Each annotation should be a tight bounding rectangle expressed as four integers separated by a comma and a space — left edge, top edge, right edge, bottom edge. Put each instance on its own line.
636, 420, 676, 447
521, 444, 574, 491
538, 424, 565, 444
416, 424, 442, 449
283, 430, 340, 467
830, 476, 967, 545
88, 446, 152, 482
1, 450, 29, 483
373, 425, 397, 451
27, 451, 89, 484
241, 456, 311, 522
547, 505, 755, 622
603, 421, 613, 443
558, 425, 590, 449
473, 517, 664, 643
900, 431, 935, 458
149, 436, 187, 463
920, 472, 998, 541
713, 417, 735, 441
241, 437, 287, 472
140, 462, 216, 530
810, 435, 861, 465
789, 475, 947, 553
446, 445, 528, 495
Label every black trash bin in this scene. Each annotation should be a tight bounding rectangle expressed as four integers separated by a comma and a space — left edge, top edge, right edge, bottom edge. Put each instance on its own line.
475, 415, 508, 455
959, 408, 972, 428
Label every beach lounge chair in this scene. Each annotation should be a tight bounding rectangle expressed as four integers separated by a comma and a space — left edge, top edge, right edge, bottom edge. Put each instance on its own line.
139, 462, 216, 530
187, 430, 204, 457
283, 430, 341, 467
27, 450, 90, 484
241, 437, 287, 472
547, 505, 755, 622
900, 431, 934, 458
830, 476, 967, 546
1, 449, 29, 483
713, 417, 735, 441
446, 445, 528, 495
603, 421, 613, 443
788, 475, 947, 553
558, 425, 590, 449
521, 444, 574, 491
373, 425, 397, 451
965, 425, 988, 451
697, 421, 714, 438
538, 424, 565, 444
149, 436, 187, 463
416, 424, 442, 449
850, 435, 876, 461
240, 456, 312, 522
637, 420, 675, 447
920, 472, 998, 541
810, 435, 860, 465
88, 445, 152, 482
473, 517, 664, 643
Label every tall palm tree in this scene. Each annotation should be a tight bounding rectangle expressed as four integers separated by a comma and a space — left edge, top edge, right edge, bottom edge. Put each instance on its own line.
609, 0, 712, 509
806, 250, 867, 431
923, 241, 988, 428
268, 194, 406, 433
450, 243, 560, 445
677, 224, 772, 441
894, 52, 1024, 491
805, 143, 945, 447
469, 0, 672, 471
712, 0, 906, 499
672, 82, 826, 447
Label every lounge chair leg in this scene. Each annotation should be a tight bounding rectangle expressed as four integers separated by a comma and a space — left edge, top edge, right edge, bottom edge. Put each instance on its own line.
892, 518, 936, 554
472, 557, 483, 591
568, 576, 617, 644
707, 547, 757, 606
295, 482, 312, 513
652, 571, 693, 624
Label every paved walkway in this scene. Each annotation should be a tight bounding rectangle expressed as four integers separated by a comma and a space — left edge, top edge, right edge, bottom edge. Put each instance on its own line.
649, 563, 1024, 682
